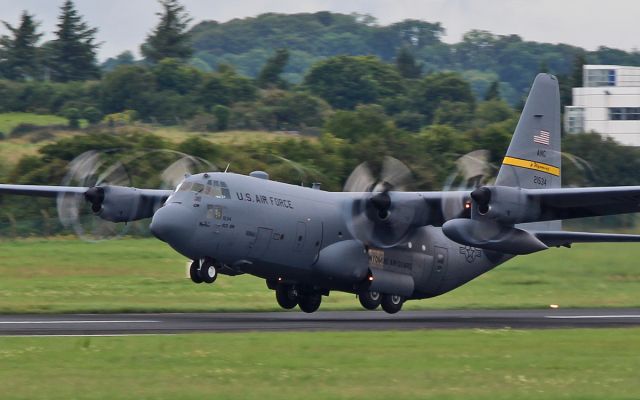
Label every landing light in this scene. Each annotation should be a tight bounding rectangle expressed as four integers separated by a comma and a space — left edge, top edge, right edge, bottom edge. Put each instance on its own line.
550, 304, 559, 309
464, 202, 471, 209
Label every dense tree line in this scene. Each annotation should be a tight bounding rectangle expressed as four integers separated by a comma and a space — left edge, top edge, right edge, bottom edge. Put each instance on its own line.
187, 12, 640, 104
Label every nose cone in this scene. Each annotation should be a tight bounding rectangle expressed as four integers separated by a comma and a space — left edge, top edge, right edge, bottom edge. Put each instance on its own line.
150, 204, 195, 245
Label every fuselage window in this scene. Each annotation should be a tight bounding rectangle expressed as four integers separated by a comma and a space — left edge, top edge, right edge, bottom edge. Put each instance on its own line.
191, 183, 205, 193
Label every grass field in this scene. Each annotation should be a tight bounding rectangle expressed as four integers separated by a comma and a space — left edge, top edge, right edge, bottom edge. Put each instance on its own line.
0, 112, 308, 168
0, 112, 68, 134
1, 238, 640, 313
0, 328, 638, 399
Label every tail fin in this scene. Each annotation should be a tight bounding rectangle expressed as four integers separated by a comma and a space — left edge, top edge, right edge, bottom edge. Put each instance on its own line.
496, 73, 561, 190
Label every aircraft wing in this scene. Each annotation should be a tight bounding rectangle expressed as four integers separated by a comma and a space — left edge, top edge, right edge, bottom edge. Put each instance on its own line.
0, 184, 172, 199
0, 184, 89, 197
529, 186, 640, 221
0, 184, 173, 223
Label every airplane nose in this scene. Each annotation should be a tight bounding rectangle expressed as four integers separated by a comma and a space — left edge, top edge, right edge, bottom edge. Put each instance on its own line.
150, 204, 195, 243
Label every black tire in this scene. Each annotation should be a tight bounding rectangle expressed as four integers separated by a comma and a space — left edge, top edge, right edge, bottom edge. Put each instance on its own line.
199, 260, 217, 284
358, 291, 381, 310
189, 260, 203, 284
380, 294, 404, 314
298, 293, 322, 313
275, 285, 298, 310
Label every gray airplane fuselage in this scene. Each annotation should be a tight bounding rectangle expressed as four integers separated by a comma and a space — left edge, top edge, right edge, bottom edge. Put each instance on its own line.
151, 171, 509, 300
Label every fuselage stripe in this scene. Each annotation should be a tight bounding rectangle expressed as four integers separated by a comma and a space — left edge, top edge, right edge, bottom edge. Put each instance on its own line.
502, 156, 560, 176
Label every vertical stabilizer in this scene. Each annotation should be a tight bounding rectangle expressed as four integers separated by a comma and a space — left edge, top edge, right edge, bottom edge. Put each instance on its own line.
496, 73, 561, 189
496, 74, 561, 231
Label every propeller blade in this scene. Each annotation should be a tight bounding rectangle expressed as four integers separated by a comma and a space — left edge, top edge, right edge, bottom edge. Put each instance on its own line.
378, 156, 411, 192
441, 150, 496, 221
344, 161, 375, 192
343, 157, 419, 248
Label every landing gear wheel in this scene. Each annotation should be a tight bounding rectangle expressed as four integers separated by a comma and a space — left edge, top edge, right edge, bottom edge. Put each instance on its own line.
380, 294, 404, 314
189, 260, 203, 284
276, 285, 298, 310
199, 260, 217, 284
358, 291, 381, 310
298, 293, 322, 313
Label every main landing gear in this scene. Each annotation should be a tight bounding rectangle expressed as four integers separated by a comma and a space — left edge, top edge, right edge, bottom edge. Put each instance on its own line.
189, 259, 217, 284
275, 283, 324, 313
358, 291, 404, 314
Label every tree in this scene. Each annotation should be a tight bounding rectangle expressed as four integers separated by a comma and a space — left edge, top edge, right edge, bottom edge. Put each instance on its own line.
101, 51, 136, 72
0, 11, 43, 80
99, 65, 157, 117
47, 0, 100, 82
152, 58, 202, 94
395, 47, 421, 79
325, 104, 393, 141
141, 0, 193, 64
412, 72, 475, 124
484, 80, 500, 100
257, 48, 289, 88
304, 55, 405, 109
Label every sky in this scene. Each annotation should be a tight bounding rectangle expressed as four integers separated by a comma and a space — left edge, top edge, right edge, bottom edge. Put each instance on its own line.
0, 0, 637, 61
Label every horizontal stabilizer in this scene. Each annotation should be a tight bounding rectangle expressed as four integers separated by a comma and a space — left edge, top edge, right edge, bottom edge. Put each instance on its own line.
534, 231, 640, 248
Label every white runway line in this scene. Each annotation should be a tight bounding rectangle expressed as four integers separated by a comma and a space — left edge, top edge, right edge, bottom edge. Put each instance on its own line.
0, 320, 159, 324
545, 315, 640, 319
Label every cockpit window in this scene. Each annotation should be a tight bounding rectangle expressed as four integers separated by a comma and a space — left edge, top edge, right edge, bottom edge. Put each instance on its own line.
177, 179, 230, 199
201, 180, 231, 199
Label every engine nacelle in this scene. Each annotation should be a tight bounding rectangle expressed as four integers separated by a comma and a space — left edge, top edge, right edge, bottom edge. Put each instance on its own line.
471, 186, 540, 224
87, 185, 160, 223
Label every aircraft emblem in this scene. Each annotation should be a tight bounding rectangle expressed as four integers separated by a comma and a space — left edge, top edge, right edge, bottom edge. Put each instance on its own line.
459, 246, 482, 263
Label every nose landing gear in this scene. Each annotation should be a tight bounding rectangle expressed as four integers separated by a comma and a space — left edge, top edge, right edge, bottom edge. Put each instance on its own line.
189, 259, 217, 284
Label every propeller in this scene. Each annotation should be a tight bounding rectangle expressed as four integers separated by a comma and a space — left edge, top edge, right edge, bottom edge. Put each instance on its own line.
56, 149, 215, 241
441, 150, 497, 221
343, 156, 417, 248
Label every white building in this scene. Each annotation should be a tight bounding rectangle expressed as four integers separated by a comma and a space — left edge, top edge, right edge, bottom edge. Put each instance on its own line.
565, 65, 640, 146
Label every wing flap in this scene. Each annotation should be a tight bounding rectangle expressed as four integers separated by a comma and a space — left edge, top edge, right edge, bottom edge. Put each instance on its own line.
534, 230, 640, 247
530, 187, 640, 221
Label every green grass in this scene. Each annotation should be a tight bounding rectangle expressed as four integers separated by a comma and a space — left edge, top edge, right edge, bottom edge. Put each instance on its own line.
0, 329, 639, 399
0, 113, 308, 167
1, 238, 640, 313
0, 112, 68, 134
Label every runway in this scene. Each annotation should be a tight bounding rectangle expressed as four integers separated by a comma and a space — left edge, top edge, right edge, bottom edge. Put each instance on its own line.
2, 309, 640, 336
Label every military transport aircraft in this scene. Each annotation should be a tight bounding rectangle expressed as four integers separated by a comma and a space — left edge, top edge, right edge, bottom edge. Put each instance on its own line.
2, 73, 640, 314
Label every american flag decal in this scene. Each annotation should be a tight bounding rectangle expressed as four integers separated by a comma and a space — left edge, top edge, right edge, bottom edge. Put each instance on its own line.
534, 129, 550, 145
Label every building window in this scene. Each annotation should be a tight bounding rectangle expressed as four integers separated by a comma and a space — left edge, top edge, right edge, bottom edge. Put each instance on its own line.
608, 69, 616, 86
565, 107, 584, 133
609, 107, 640, 121
585, 69, 617, 87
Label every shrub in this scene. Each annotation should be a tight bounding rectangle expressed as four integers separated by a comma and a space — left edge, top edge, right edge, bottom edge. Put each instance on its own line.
82, 106, 103, 124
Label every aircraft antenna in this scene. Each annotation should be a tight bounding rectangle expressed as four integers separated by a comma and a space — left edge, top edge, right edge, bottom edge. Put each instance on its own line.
224, 163, 231, 173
